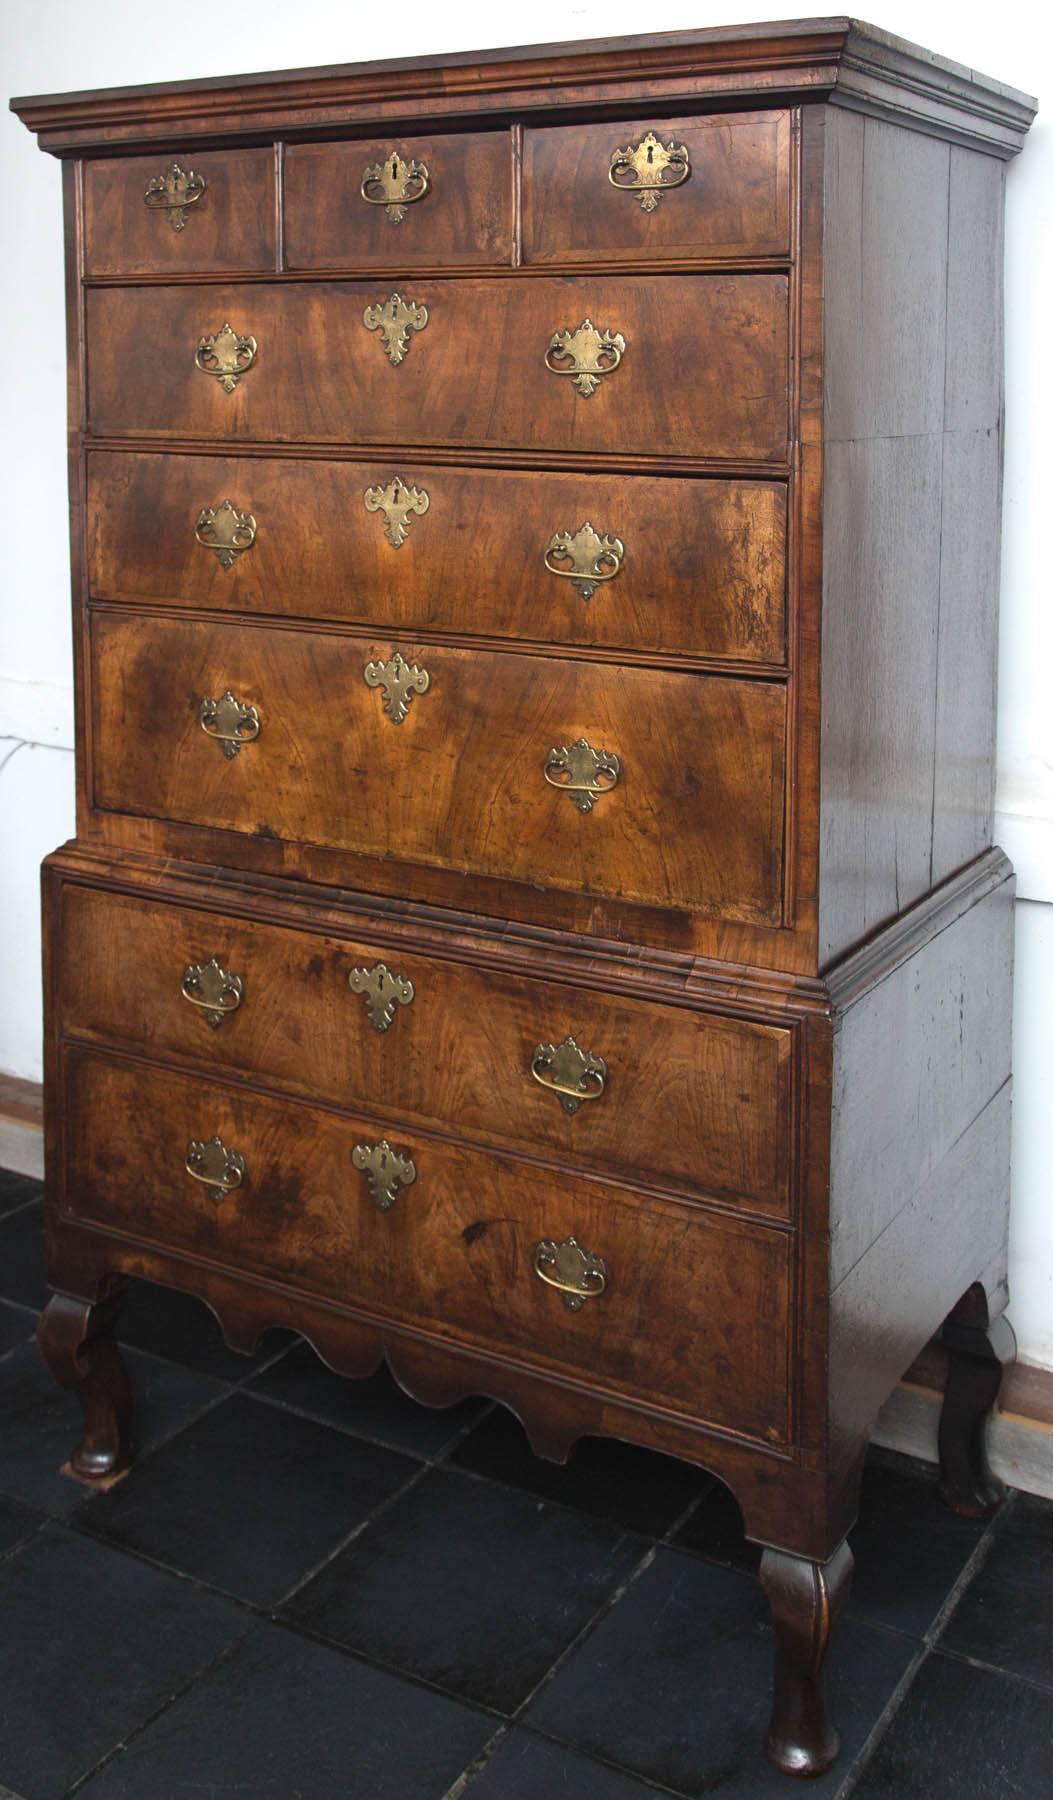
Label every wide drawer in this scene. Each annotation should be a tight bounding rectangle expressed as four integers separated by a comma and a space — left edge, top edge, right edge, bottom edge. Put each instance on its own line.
85, 277, 790, 461
57, 882, 794, 1218
523, 110, 792, 264
284, 132, 513, 269
86, 451, 787, 666
84, 148, 277, 276
64, 1047, 792, 1442
89, 611, 788, 925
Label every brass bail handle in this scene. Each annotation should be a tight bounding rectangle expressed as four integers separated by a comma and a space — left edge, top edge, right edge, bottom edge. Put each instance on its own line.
530, 1036, 608, 1115
533, 1236, 608, 1311
185, 1135, 245, 1205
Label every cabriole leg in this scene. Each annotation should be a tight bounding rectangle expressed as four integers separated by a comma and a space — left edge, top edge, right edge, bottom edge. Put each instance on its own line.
759, 1540, 853, 1778
939, 1282, 1014, 1518
37, 1284, 133, 1485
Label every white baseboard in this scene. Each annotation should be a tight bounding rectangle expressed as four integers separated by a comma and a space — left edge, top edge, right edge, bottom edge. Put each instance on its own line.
0, 1117, 43, 1180
873, 1378, 1053, 1500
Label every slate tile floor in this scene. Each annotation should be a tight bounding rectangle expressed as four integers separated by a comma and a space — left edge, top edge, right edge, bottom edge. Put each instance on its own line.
1, 1169, 1050, 1799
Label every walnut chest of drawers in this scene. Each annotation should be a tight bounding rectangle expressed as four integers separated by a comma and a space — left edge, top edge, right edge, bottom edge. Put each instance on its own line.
13, 19, 1034, 1778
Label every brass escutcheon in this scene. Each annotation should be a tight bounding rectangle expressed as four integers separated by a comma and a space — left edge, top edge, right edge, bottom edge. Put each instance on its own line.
195, 500, 257, 569
530, 1035, 608, 1115
195, 322, 257, 393
363, 292, 428, 367
181, 958, 244, 1029
545, 319, 626, 397
352, 1139, 417, 1211
608, 131, 690, 211
534, 1236, 608, 1311
360, 150, 430, 222
364, 652, 430, 725
185, 1135, 245, 1204
544, 523, 625, 601
543, 739, 620, 812
348, 961, 415, 1033
364, 477, 430, 549
143, 160, 207, 231
199, 690, 260, 758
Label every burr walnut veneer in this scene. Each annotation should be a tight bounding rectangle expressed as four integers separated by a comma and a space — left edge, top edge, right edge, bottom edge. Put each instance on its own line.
13, 20, 1034, 1780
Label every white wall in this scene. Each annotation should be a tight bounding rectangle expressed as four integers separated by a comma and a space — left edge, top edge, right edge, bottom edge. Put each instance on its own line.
1, 0, 1050, 1365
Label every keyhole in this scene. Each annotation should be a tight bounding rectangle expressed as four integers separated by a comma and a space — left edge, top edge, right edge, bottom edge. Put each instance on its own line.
391, 156, 399, 181
646, 143, 654, 164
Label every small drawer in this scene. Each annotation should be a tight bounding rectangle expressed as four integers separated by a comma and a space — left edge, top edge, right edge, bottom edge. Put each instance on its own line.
83, 148, 276, 276
64, 1046, 792, 1443
56, 881, 794, 1218
84, 276, 790, 463
89, 611, 787, 927
86, 450, 788, 667
284, 132, 513, 269
523, 110, 792, 264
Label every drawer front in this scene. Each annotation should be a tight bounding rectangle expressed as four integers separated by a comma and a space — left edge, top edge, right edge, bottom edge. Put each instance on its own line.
84, 149, 277, 276
65, 1048, 792, 1441
90, 611, 787, 925
58, 883, 794, 1217
524, 111, 792, 264
284, 132, 513, 269
85, 277, 790, 462
86, 452, 787, 666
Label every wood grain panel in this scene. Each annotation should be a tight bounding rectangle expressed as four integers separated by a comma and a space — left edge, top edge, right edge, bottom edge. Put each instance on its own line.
89, 610, 787, 925
83, 147, 276, 275
64, 1046, 792, 1440
86, 451, 787, 665
84, 276, 791, 461
285, 131, 513, 268
524, 110, 791, 263
57, 881, 795, 1217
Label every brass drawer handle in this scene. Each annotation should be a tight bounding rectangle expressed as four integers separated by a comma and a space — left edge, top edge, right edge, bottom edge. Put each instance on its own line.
144, 160, 206, 231
185, 1135, 245, 1204
353, 1139, 417, 1212
364, 477, 430, 548
364, 652, 430, 724
531, 1035, 608, 1115
195, 321, 257, 393
544, 739, 620, 812
608, 132, 690, 211
195, 500, 257, 569
545, 319, 626, 397
348, 962, 415, 1033
199, 691, 260, 758
534, 1236, 607, 1311
360, 150, 430, 222
363, 292, 429, 366
544, 524, 624, 601
181, 958, 244, 1029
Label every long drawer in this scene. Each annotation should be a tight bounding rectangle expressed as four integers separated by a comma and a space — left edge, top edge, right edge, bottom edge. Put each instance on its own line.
85, 276, 790, 461
56, 882, 794, 1218
89, 610, 788, 925
86, 452, 787, 666
63, 1046, 792, 1442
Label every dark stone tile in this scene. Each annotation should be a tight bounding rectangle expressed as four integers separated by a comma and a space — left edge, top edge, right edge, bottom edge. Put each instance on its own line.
120, 1275, 292, 1381
76, 1619, 492, 1800
528, 1547, 914, 1797
76, 1391, 416, 1605
671, 1473, 757, 1572
847, 1449, 989, 1637
250, 1338, 487, 1457
453, 1405, 711, 1537
673, 1448, 988, 1640
940, 1493, 1053, 1688
853, 1651, 1053, 1798
0, 1339, 225, 1516
0, 1522, 246, 1799
0, 1298, 36, 1358
285, 1465, 644, 1714
0, 1200, 46, 1310
0, 1492, 44, 1558
0, 1168, 41, 1218
469, 1730, 662, 1798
